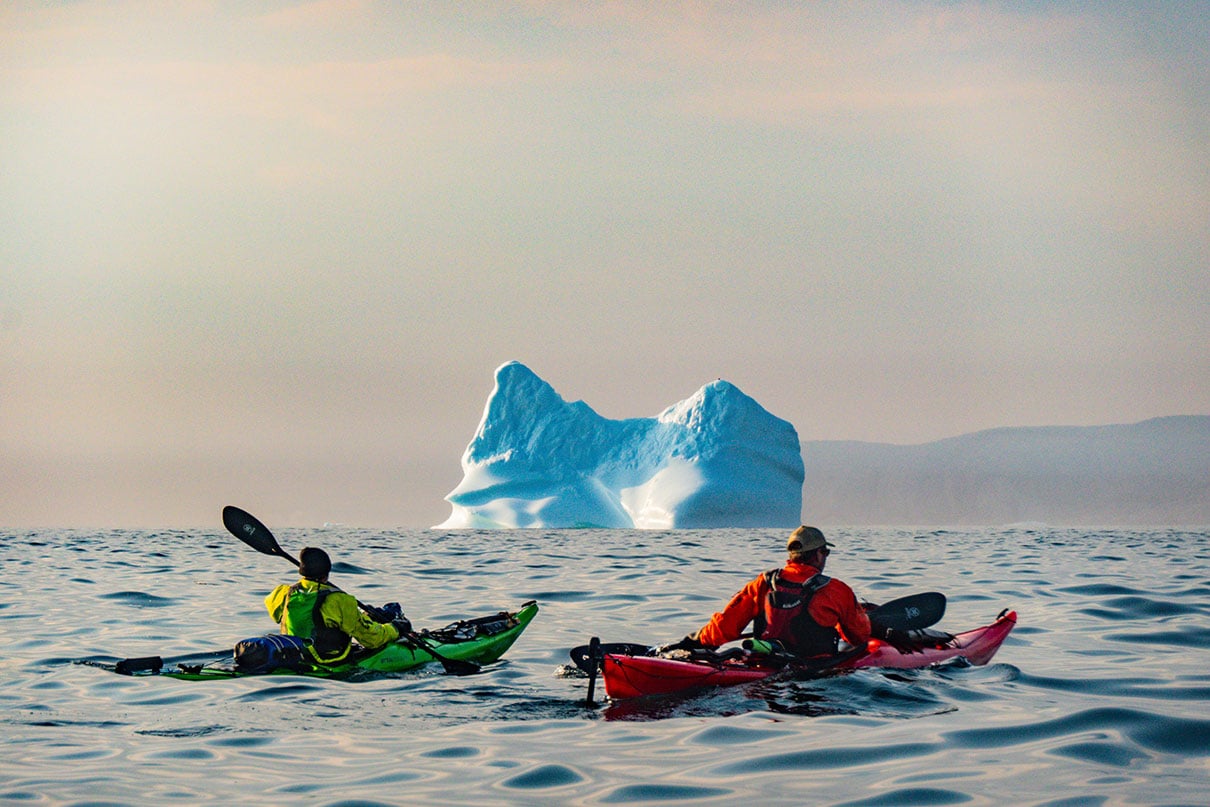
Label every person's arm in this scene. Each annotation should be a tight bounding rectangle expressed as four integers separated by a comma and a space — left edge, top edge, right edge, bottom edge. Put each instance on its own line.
323, 594, 400, 650
264, 584, 290, 625
808, 581, 872, 646
694, 575, 765, 648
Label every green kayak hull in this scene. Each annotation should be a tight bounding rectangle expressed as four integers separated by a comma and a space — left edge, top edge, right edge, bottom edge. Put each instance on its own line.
113, 601, 538, 681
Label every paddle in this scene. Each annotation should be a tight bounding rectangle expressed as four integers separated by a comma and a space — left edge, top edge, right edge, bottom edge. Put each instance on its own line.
866, 592, 946, 632
111, 648, 234, 676
568, 592, 948, 674
583, 637, 601, 706
221, 505, 479, 676
570, 641, 650, 675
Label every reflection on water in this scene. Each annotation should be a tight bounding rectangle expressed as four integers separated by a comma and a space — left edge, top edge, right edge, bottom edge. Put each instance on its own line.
1, 526, 1208, 805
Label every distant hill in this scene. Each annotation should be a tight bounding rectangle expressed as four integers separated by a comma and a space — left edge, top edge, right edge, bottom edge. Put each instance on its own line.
802, 416, 1210, 526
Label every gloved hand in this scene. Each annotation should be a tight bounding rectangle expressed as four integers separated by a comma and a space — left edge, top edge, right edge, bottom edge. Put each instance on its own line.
391, 616, 413, 638
873, 625, 920, 654
654, 635, 703, 655
366, 602, 403, 623
907, 628, 955, 646
741, 637, 787, 655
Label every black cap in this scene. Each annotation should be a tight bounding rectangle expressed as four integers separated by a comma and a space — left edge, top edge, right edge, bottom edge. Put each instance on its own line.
299, 547, 331, 581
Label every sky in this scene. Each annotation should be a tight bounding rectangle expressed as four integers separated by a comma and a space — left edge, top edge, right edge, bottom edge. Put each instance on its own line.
2, 2, 1208, 528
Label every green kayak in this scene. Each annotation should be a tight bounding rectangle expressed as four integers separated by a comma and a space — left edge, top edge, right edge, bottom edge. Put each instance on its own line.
108, 600, 538, 681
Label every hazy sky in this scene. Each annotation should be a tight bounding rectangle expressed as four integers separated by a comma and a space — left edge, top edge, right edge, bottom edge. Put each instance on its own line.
3, 2, 1208, 528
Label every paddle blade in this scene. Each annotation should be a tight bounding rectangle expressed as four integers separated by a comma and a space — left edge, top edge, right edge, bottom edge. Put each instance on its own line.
222, 506, 297, 566
867, 592, 946, 632
441, 659, 480, 675
431, 654, 480, 676
404, 633, 480, 675
114, 656, 163, 675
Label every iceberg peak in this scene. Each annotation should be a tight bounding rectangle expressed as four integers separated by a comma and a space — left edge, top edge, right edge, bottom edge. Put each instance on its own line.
436, 362, 804, 529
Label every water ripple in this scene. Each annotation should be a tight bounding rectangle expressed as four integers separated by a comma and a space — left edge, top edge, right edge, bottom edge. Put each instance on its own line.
714, 742, 939, 774
99, 591, 175, 607
600, 783, 733, 802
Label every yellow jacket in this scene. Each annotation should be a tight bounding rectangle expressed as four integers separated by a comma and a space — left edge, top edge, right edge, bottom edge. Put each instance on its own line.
265, 579, 400, 663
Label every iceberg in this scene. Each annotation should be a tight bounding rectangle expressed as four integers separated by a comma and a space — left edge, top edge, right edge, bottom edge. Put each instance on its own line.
435, 361, 804, 529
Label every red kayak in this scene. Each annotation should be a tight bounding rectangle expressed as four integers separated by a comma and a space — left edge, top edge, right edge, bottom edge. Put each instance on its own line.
598, 609, 1016, 700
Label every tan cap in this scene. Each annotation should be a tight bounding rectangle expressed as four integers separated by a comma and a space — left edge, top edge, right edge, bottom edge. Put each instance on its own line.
787, 525, 831, 554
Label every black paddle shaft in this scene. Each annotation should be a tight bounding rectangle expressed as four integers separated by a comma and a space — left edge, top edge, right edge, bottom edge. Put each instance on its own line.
584, 637, 601, 706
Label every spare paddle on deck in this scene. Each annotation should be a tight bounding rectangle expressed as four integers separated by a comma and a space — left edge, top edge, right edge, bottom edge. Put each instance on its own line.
114, 656, 164, 675
866, 592, 946, 632
221, 505, 479, 676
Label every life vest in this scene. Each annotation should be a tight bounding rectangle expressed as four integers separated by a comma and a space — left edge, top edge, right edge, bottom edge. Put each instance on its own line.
280, 584, 351, 663
753, 570, 839, 658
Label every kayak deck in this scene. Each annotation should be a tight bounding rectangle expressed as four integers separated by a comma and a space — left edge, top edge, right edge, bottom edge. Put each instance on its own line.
598, 609, 1016, 700
842, 608, 1015, 670
109, 601, 538, 681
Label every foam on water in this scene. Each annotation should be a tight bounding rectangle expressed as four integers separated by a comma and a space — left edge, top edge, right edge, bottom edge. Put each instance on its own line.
1, 526, 1208, 805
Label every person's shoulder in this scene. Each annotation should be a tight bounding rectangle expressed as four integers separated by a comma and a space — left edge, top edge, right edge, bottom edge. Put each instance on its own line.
821, 576, 857, 597
744, 568, 778, 593
322, 587, 356, 604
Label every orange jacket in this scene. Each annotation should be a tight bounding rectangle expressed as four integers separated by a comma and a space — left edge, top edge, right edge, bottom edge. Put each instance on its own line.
694, 560, 871, 648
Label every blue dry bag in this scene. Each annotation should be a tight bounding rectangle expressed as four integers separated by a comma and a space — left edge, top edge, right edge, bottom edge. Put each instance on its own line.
233, 634, 311, 673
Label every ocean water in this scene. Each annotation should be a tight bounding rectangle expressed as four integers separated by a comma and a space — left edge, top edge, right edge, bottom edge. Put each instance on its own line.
2, 525, 1208, 806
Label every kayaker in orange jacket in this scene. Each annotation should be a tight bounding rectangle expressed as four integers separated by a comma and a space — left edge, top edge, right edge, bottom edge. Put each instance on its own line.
686, 526, 873, 657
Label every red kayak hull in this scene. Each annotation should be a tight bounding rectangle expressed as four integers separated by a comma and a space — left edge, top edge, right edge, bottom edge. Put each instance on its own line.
601, 610, 1017, 700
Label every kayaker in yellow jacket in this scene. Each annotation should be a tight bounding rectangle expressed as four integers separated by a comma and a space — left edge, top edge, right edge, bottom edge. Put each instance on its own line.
265, 547, 410, 664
